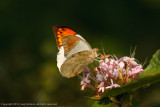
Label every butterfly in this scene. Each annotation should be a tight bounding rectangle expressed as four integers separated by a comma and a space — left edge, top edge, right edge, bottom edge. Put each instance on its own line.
53, 26, 98, 78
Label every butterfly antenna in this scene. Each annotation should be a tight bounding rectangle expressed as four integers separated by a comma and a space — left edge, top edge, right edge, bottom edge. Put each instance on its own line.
131, 46, 137, 58
113, 54, 118, 60
101, 41, 106, 55
143, 57, 148, 67
129, 46, 132, 57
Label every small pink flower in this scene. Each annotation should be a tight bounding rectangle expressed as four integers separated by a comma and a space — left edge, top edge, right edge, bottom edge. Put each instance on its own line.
130, 60, 138, 66
119, 61, 125, 69
99, 60, 104, 64
105, 58, 109, 63
100, 62, 108, 70
120, 56, 130, 62
120, 57, 138, 66
113, 69, 119, 77
81, 78, 90, 90
97, 82, 105, 92
96, 73, 103, 81
106, 79, 120, 90
94, 67, 99, 72
110, 59, 115, 65
128, 65, 143, 77
80, 68, 91, 90
83, 67, 90, 74
104, 74, 108, 80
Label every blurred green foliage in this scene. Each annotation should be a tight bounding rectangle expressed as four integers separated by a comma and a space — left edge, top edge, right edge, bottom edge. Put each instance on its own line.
0, 0, 160, 106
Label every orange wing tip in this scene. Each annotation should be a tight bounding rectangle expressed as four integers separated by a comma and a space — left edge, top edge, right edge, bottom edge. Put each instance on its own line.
53, 26, 77, 48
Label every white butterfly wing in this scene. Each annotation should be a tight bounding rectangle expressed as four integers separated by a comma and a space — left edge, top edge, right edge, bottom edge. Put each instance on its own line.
57, 46, 66, 72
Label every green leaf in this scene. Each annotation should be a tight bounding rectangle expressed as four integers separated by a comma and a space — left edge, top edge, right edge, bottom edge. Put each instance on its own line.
92, 101, 111, 107
92, 98, 112, 107
101, 49, 160, 98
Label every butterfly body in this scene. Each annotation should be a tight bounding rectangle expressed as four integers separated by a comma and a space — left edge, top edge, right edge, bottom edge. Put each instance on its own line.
53, 26, 98, 78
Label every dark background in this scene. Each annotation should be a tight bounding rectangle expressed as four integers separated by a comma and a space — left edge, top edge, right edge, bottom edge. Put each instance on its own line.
0, 0, 160, 106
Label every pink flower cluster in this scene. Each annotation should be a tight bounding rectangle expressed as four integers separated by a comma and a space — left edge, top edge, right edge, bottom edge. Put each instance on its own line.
80, 55, 144, 96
